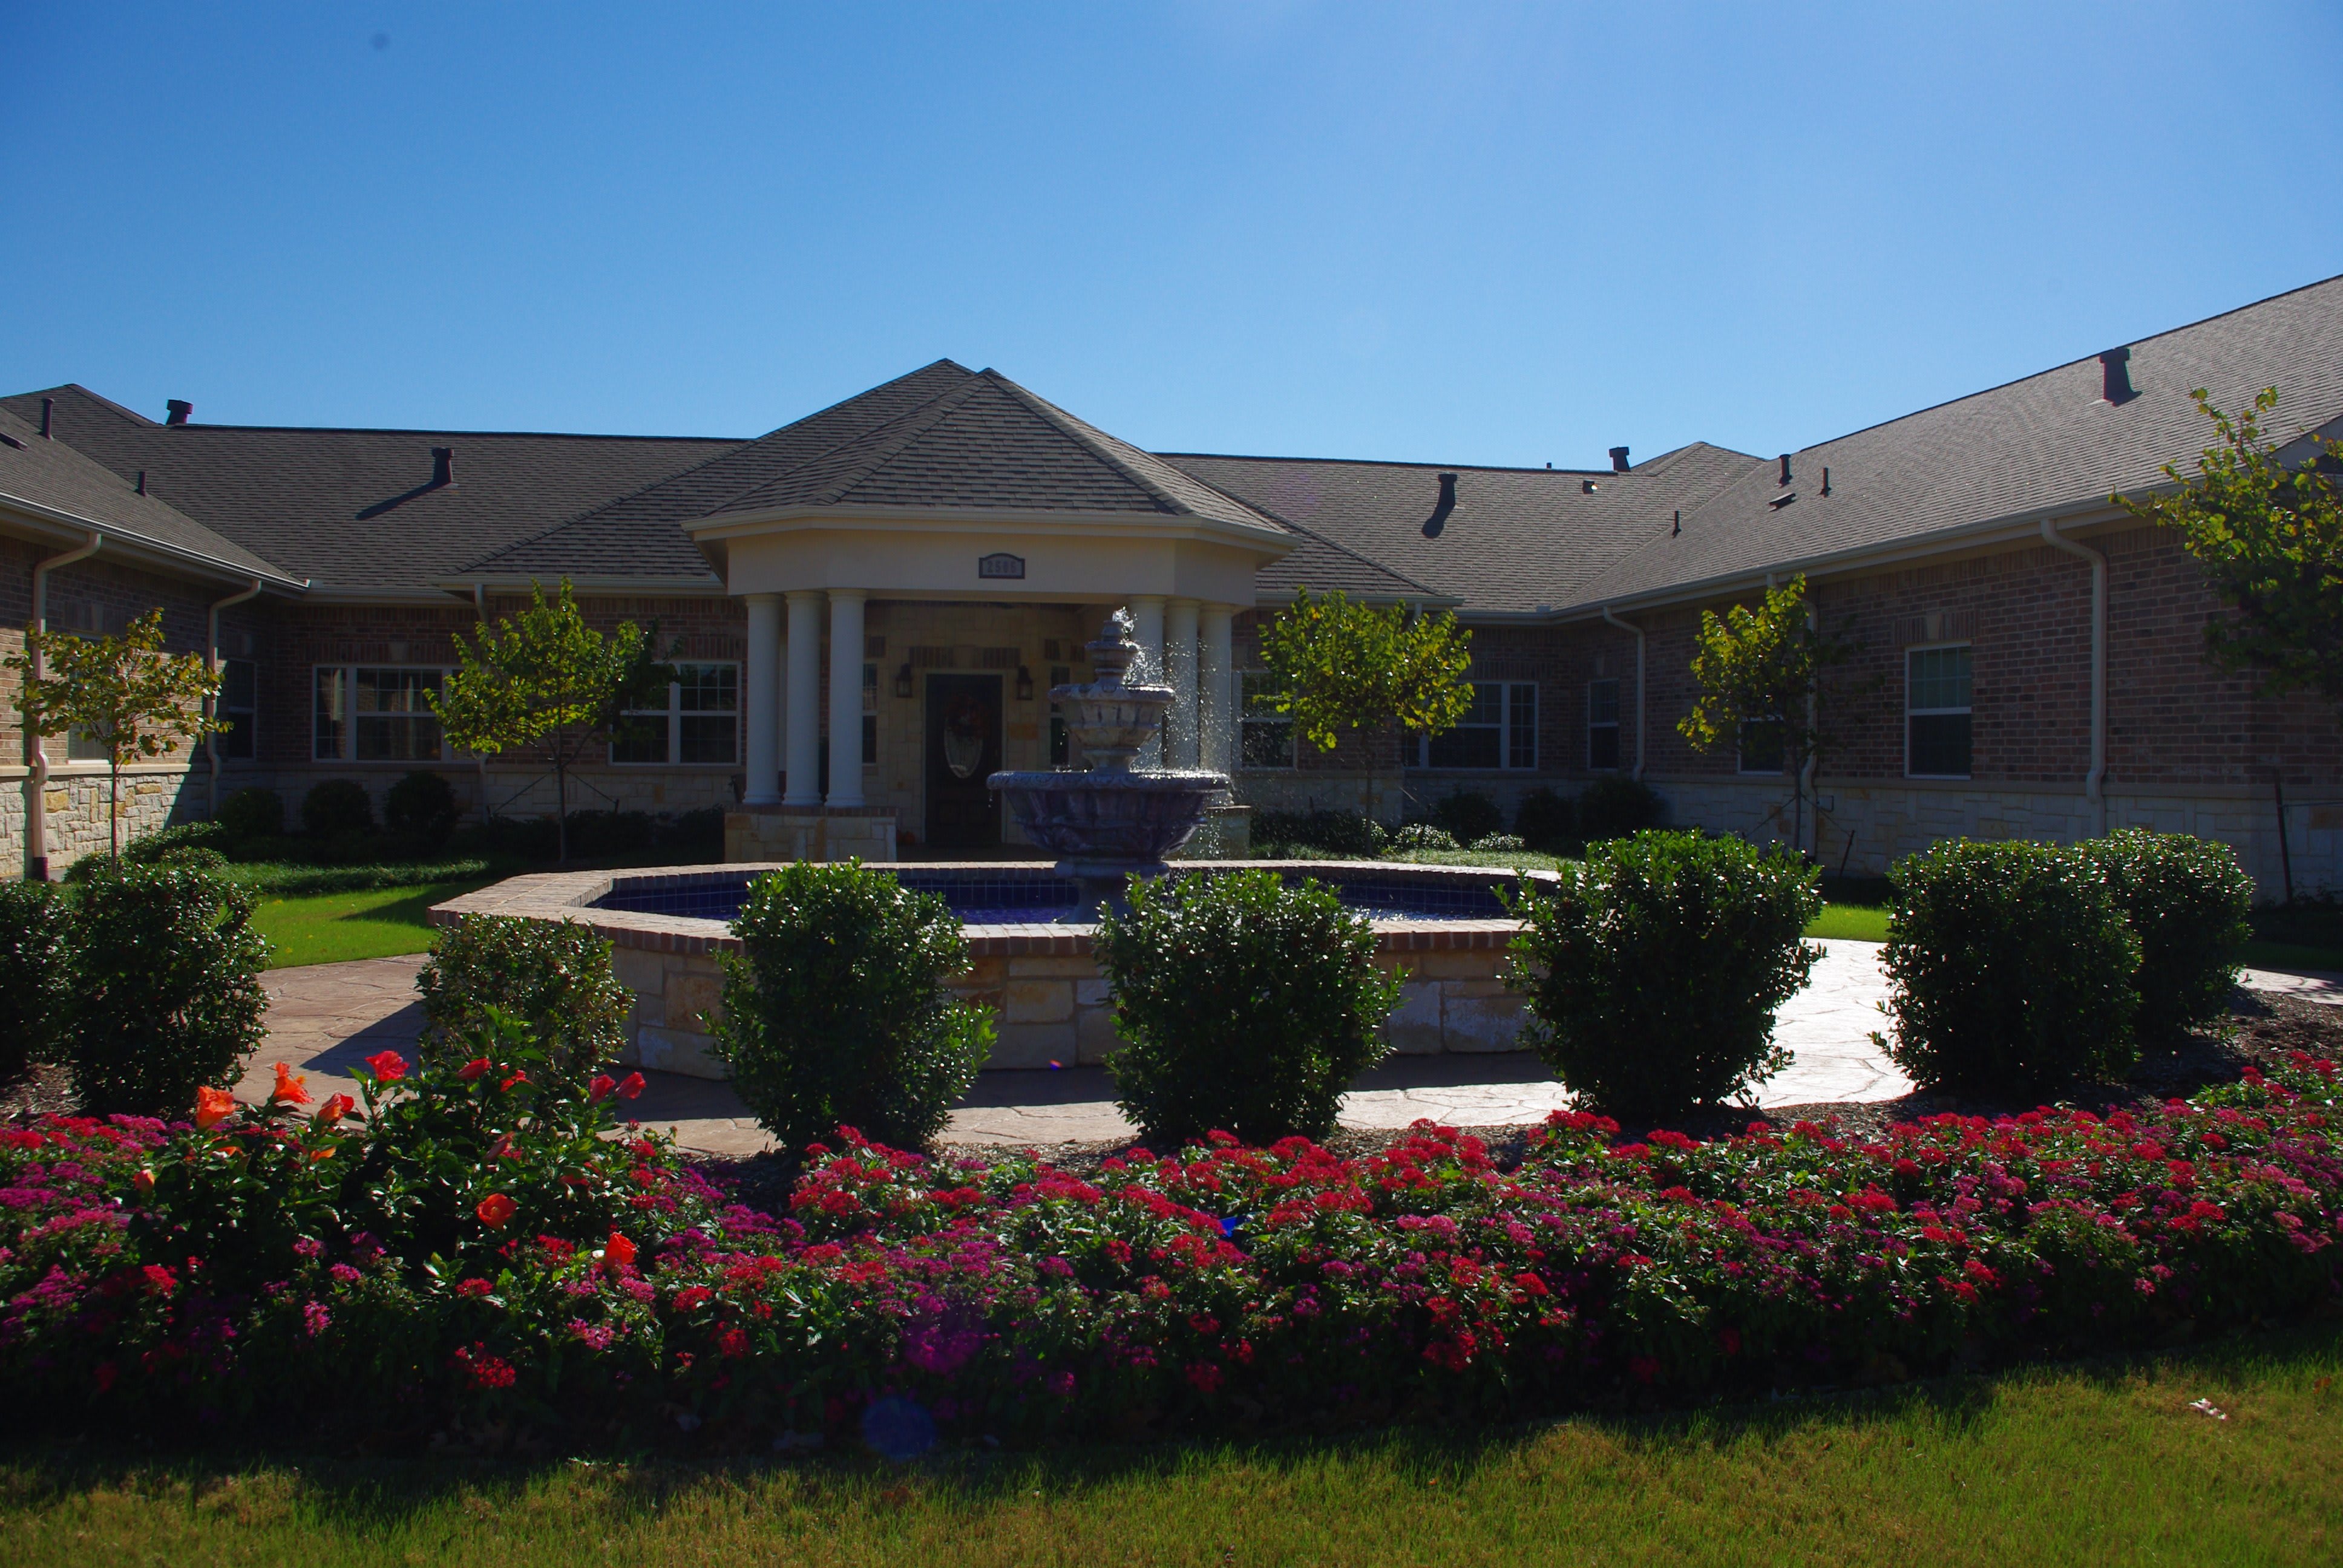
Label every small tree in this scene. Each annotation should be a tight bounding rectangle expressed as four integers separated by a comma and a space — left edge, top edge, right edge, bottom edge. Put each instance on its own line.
1257, 589, 1475, 754
1677, 575, 1858, 855
2117, 388, 2343, 712
429, 581, 672, 862
5, 609, 222, 858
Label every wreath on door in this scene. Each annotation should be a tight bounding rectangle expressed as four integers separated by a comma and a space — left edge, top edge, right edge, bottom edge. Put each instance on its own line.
941, 691, 992, 780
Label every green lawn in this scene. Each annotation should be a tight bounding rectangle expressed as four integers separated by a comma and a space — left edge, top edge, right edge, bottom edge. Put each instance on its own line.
1806, 903, 1891, 942
249, 880, 491, 969
3, 1324, 2338, 1566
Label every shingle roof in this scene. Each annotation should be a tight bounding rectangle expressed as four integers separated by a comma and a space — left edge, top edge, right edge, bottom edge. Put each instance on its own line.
1165, 442, 1762, 615
0, 385, 739, 595
1576, 273, 2343, 606
0, 405, 298, 585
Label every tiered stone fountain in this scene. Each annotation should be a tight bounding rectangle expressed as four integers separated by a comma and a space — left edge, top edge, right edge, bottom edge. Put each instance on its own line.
989, 607, 1229, 916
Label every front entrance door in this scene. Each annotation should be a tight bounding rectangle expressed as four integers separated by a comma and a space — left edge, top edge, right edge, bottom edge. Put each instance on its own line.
925, 673, 1003, 849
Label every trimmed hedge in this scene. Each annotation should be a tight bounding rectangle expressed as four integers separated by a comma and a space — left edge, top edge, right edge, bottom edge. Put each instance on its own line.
1576, 775, 1664, 841
0, 881, 67, 1085
1881, 839, 2143, 1094
301, 779, 375, 838
1508, 830, 1820, 1116
713, 861, 990, 1152
2088, 829, 2255, 1037
415, 915, 631, 1085
1096, 869, 1400, 1143
1249, 808, 1385, 859
385, 771, 460, 846
1427, 791, 1505, 847
217, 786, 284, 841
1513, 787, 1576, 853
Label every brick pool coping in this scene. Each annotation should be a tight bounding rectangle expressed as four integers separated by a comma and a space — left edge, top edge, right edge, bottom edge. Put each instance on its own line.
430, 861, 1558, 1077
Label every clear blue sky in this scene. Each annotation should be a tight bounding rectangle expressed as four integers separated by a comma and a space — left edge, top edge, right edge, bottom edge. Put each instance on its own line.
5, 3, 2339, 469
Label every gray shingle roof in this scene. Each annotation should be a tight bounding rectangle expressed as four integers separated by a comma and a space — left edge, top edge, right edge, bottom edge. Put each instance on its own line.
0, 404, 298, 585
1165, 442, 1762, 615
1576, 273, 2343, 606
0, 385, 739, 595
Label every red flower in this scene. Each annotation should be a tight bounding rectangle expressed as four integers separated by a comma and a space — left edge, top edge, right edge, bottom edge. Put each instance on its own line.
603, 1232, 637, 1269
270, 1061, 312, 1106
458, 1058, 492, 1082
476, 1193, 518, 1227
499, 1070, 529, 1091
364, 1050, 407, 1083
618, 1072, 647, 1101
588, 1074, 617, 1103
457, 1278, 494, 1298
142, 1264, 178, 1296
314, 1093, 355, 1127
673, 1285, 713, 1312
132, 1168, 156, 1198
194, 1086, 236, 1130
1185, 1362, 1224, 1393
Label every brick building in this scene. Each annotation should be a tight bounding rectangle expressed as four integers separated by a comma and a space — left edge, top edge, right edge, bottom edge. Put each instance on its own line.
3, 276, 2338, 892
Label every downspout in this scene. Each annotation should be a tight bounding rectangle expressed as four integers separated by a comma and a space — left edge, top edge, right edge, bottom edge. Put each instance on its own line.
206, 578, 264, 818
26, 531, 103, 880
2040, 518, 2107, 836
1599, 605, 1647, 781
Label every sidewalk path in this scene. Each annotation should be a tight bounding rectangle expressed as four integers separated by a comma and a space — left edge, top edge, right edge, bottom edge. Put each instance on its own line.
243, 942, 2342, 1157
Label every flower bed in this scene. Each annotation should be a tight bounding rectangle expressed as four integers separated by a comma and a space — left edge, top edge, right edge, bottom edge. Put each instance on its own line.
3, 1042, 2339, 1448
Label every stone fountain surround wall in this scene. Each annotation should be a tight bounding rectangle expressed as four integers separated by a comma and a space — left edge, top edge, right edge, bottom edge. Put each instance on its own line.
428, 861, 1553, 1080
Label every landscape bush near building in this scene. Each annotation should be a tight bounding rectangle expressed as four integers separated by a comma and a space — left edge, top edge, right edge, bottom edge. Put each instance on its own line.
416, 914, 632, 1086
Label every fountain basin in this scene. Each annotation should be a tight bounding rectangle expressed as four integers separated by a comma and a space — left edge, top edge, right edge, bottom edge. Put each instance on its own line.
987, 767, 1228, 870
430, 860, 1552, 1079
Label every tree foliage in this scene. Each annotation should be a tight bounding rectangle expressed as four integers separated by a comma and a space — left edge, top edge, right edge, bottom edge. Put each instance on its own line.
5, 608, 223, 858
1677, 575, 1859, 854
1256, 589, 1474, 754
2117, 388, 2343, 711
428, 581, 672, 861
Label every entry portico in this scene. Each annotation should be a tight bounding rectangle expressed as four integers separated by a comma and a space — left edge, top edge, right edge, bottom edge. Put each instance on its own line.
680, 370, 1294, 859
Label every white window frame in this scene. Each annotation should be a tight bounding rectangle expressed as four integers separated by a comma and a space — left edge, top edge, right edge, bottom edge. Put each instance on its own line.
1238, 670, 1296, 769
1585, 678, 1620, 772
313, 665, 452, 763
611, 661, 741, 767
1905, 642, 1974, 780
1418, 681, 1538, 771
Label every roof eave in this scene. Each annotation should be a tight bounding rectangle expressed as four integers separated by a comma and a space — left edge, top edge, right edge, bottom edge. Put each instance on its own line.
0, 491, 308, 593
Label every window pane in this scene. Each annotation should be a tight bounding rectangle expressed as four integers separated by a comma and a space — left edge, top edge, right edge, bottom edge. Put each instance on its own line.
861, 713, 878, 766
223, 659, 257, 709
1240, 672, 1288, 718
217, 712, 255, 761
612, 714, 670, 763
1908, 646, 1972, 711
1738, 718, 1785, 774
680, 713, 736, 765
353, 669, 444, 762
1427, 724, 1502, 769
1587, 679, 1619, 727
1587, 724, 1620, 771
1507, 684, 1536, 769
1909, 713, 1972, 777
1462, 681, 1502, 725
313, 668, 344, 760
1240, 719, 1294, 768
356, 716, 443, 762
678, 663, 736, 713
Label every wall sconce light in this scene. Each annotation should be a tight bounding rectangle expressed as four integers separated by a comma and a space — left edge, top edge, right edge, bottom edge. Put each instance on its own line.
1015, 665, 1035, 701
893, 663, 913, 699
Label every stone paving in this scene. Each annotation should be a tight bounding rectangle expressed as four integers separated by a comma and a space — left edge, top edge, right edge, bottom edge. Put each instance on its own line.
241, 943, 2343, 1158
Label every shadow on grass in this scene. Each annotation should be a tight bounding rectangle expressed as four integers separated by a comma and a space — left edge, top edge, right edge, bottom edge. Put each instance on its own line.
8, 1318, 2335, 1534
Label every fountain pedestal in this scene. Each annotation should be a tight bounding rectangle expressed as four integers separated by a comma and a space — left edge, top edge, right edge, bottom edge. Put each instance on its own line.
989, 608, 1228, 916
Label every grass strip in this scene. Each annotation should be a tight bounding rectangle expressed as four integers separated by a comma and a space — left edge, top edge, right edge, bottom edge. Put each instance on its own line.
219, 858, 500, 897
249, 879, 493, 969
2, 1323, 2336, 1567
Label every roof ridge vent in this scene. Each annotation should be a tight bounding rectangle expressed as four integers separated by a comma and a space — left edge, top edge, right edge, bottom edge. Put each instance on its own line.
1609, 445, 1630, 472
432, 446, 456, 487
165, 399, 192, 425
2099, 347, 2138, 406
1421, 472, 1457, 538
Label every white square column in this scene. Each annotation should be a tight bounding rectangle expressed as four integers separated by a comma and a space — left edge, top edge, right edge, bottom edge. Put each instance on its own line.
1165, 596, 1200, 768
742, 593, 782, 805
825, 589, 867, 808
1199, 602, 1235, 773
1128, 595, 1166, 768
783, 590, 824, 807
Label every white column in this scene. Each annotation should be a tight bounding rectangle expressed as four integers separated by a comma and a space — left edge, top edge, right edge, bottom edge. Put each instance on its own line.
784, 590, 824, 807
742, 594, 782, 805
1129, 595, 1166, 768
1165, 597, 1200, 768
1200, 603, 1235, 773
826, 589, 867, 808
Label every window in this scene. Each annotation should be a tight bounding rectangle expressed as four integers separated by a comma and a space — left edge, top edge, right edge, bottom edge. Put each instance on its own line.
216, 658, 256, 760
1239, 671, 1295, 768
612, 662, 739, 766
1737, 717, 1786, 774
1586, 679, 1620, 771
862, 663, 879, 767
1907, 644, 1973, 777
1421, 682, 1537, 769
314, 666, 446, 762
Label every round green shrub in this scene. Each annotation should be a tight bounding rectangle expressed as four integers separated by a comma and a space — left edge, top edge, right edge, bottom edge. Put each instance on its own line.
216, 786, 284, 841
1507, 829, 1820, 1116
1513, 787, 1576, 853
384, 770, 460, 844
713, 861, 991, 1152
415, 915, 631, 1085
1881, 839, 2143, 1096
301, 779, 375, 837
1096, 869, 1400, 1143
0, 881, 67, 1085
1249, 808, 1384, 858
2087, 828, 2255, 1037
1389, 822, 1458, 853
1470, 834, 1527, 853
1576, 775, 1664, 841
1429, 791, 1505, 846
64, 863, 269, 1117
